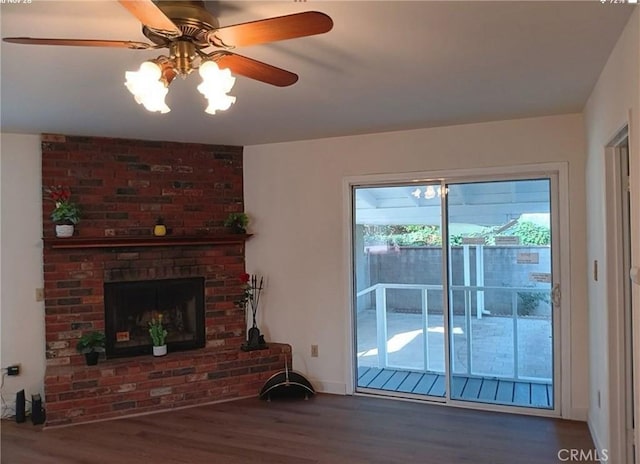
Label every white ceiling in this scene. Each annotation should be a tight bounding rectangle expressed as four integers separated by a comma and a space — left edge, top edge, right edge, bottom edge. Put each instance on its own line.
0, 1, 634, 146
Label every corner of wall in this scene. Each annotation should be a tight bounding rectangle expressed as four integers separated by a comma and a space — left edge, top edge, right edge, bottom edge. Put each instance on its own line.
571, 407, 589, 422
588, 415, 608, 462
310, 379, 347, 395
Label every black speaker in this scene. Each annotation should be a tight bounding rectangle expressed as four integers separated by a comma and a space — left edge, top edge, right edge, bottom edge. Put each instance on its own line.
31, 394, 46, 425
15, 390, 25, 423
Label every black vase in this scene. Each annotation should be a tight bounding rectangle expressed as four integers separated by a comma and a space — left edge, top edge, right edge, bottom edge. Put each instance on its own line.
84, 352, 99, 366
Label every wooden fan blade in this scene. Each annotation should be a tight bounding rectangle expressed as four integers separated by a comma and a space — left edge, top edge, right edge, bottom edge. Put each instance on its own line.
2, 37, 152, 49
210, 11, 333, 48
215, 52, 298, 87
118, 0, 181, 37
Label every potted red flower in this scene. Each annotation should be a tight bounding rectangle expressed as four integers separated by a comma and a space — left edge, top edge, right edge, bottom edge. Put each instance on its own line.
45, 185, 81, 237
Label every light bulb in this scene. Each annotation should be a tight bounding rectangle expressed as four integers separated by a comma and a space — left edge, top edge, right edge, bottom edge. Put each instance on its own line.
141, 83, 170, 113
124, 61, 170, 113
199, 60, 219, 79
204, 94, 237, 115
198, 60, 236, 114
139, 61, 161, 79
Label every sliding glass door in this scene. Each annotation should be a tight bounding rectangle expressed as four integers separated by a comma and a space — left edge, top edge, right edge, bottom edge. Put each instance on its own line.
446, 179, 554, 408
354, 184, 447, 398
353, 175, 557, 411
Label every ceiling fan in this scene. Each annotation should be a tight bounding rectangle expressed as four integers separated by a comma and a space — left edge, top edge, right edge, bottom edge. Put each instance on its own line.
3, 0, 334, 113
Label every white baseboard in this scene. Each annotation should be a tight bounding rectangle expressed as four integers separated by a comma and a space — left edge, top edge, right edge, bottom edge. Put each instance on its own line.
570, 407, 588, 421
588, 415, 609, 463
1, 398, 16, 419
310, 379, 346, 395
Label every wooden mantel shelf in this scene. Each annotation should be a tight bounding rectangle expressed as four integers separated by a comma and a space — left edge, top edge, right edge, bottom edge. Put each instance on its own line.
43, 234, 253, 250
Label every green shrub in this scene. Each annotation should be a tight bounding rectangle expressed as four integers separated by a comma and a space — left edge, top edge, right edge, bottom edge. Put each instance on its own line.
517, 290, 550, 316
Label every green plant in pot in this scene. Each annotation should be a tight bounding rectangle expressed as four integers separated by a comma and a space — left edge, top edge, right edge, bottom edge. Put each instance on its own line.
50, 201, 81, 225
45, 185, 81, 238
149, 313, 168, 357
76, 331, 106, 366
224, 212, 249, 234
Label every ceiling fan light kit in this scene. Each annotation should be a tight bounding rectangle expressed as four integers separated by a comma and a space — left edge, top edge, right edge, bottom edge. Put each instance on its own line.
3, 0, 333, 115
124, 40, 237, 114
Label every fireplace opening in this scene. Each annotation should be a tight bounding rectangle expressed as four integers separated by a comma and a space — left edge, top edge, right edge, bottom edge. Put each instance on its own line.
104, 277, 205, 358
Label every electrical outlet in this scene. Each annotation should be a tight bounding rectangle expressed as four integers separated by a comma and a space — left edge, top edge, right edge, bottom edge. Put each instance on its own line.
7, 365, 20, 376
311, 344, 319, 358
35, 288, 44, 302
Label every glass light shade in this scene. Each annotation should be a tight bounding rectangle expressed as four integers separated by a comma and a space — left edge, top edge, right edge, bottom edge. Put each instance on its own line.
203, 94, 237, 115
199, 61, 236, 93
124, 62, 171, 114
197, 61, 236, 114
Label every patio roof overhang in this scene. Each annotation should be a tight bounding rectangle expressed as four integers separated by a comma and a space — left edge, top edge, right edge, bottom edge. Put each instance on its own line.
354, 180, 551, 228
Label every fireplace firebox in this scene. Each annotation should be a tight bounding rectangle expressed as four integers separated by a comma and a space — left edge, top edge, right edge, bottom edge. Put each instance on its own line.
104, 277, 205, 358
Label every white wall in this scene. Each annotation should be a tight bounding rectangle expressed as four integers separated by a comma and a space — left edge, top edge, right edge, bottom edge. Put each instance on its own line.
244, 113, 589, 418
0, 115, 591, 422
583, 9, 639, 460
0, 133, 45, 415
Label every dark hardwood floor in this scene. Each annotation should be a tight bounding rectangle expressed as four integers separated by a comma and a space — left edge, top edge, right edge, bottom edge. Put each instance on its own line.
1, 394, 597, 463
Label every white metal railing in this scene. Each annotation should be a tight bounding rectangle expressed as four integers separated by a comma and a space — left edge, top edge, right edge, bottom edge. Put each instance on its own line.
356, 283, 551, 382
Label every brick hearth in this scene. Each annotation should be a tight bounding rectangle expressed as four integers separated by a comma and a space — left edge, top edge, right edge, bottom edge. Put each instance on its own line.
45, 343, 290, 426
41, 134, 283, 426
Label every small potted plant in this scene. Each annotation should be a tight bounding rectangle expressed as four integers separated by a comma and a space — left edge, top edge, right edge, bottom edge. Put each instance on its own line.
149, 313, 168, 356
46, 185, 81, 238
224, 212, 249, 234
76, 331, 106, 366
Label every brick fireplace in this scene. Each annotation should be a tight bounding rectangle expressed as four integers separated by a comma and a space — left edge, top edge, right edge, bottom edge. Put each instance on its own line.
41, 134, 288, 426
104, 277, 206, 358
